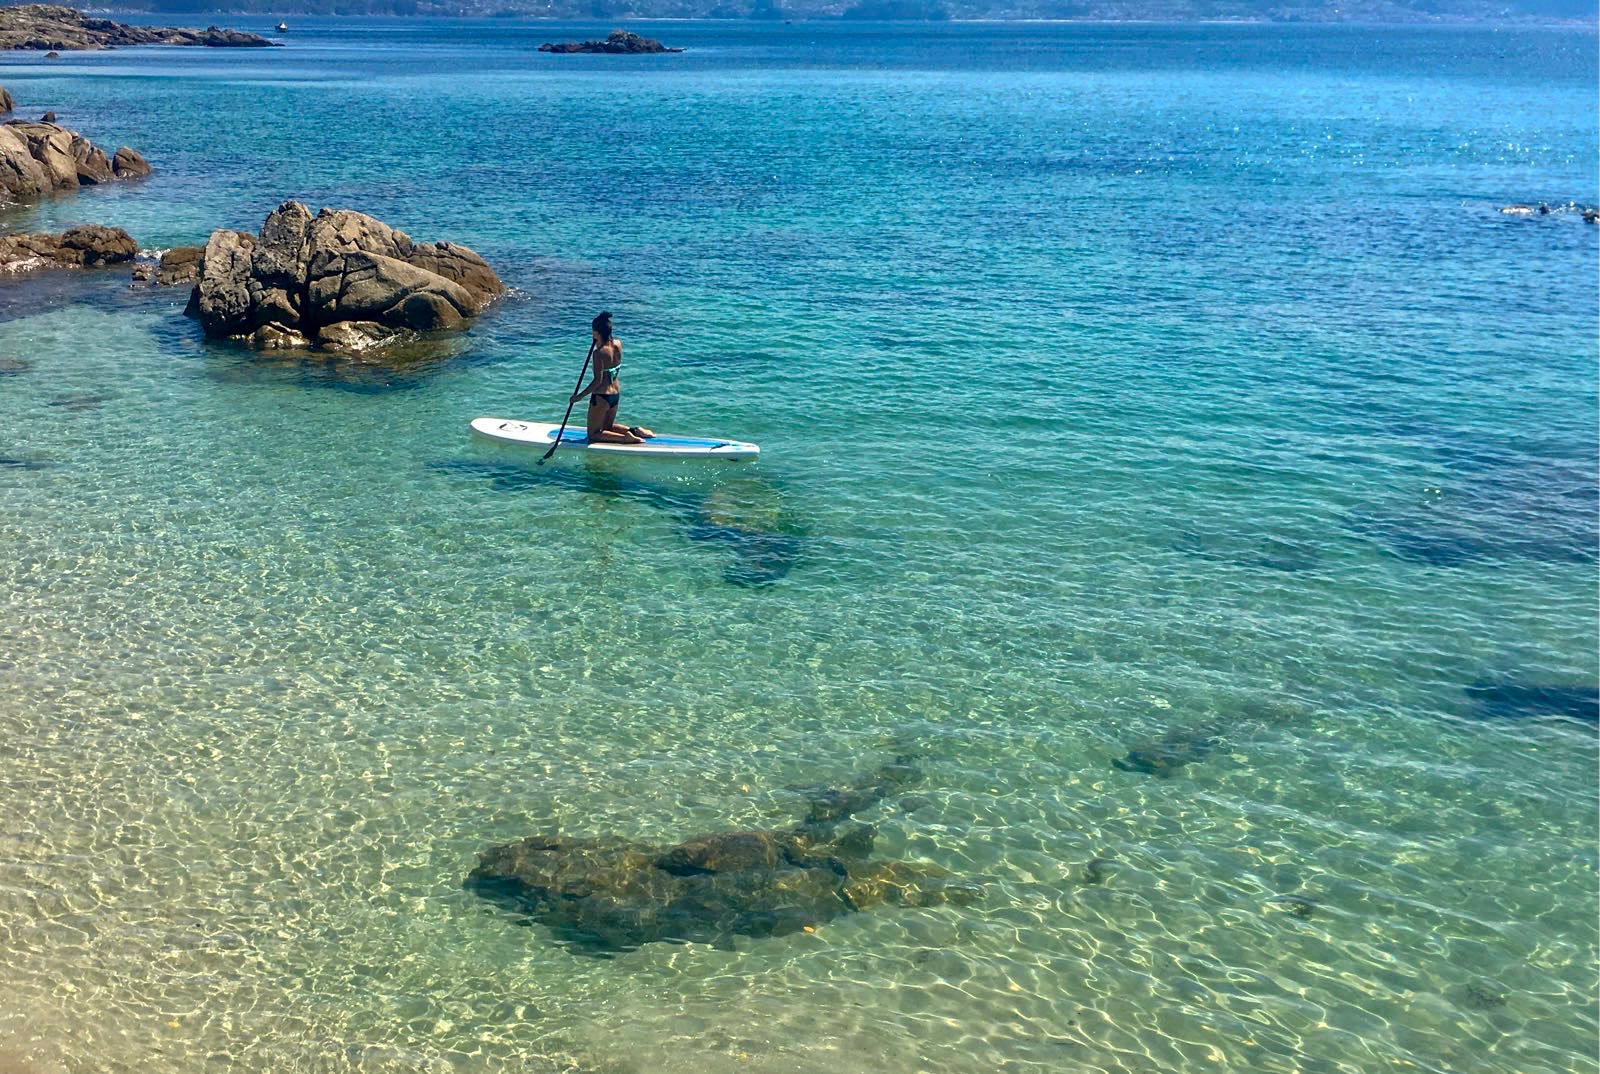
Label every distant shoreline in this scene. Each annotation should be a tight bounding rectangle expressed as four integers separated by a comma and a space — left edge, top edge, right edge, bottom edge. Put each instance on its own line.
76, 9, 1599, 26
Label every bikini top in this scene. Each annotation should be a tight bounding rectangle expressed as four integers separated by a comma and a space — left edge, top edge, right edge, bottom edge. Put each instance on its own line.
600, 350, 621, 384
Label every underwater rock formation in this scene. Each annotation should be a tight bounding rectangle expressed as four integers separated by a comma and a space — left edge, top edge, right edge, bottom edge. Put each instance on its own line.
1347, 443, 1598, 569
432, 458, 804, 586
538, 30, 683, 53
465, 758, 980, 954
187, 201, 504, 358
1465, 680, 1599, 725
1113, 729, 1218, 777
0, 5, 278, 50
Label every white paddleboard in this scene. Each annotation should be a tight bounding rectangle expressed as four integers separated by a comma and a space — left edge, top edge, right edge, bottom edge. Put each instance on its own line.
470, 417, 759, 459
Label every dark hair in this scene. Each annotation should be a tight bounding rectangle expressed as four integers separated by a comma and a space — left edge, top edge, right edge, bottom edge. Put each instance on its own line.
591, 311, 614, 342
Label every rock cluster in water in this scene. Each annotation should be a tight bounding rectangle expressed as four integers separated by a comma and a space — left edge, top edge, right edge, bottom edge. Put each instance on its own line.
537, 30, 683, 54
132, 246, 203, 287
187, 201, 505, 354
1499, 201, 1598, 223
0, 5, 278, 50
0, 224, 136, 274
465, 757, 980, 954
0, 95, 151, 203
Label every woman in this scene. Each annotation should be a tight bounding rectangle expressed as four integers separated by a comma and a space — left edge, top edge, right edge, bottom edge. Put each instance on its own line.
572, 311, 654, 444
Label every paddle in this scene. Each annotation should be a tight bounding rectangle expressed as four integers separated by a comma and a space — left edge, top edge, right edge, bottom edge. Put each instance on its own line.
540, 339, 596, 464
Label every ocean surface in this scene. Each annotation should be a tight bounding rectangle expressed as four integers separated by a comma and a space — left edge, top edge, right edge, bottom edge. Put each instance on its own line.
0, 18, 1595, 1074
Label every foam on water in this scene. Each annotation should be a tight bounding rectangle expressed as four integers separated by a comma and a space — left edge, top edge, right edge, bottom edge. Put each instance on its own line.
0, 20, 1595, 1074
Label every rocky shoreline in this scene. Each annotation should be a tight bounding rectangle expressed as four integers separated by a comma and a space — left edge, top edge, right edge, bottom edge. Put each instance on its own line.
0, 5, 278, 50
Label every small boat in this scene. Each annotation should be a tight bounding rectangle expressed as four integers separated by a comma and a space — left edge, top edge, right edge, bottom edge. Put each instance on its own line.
276, 21, 288, 32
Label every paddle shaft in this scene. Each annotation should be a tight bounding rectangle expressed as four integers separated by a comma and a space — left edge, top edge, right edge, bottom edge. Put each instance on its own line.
540, 339, 596, 463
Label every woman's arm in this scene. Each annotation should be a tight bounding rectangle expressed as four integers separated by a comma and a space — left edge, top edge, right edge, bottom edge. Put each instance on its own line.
573, 356, 605, 403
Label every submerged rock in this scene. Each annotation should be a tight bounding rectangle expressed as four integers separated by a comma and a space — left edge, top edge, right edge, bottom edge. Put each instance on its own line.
538, 30, 683, 54
431, 458, 805, 586
1080, 857, 1115, 885
46, 392, 106, 410
1267, 894, 1318, 919
1465, 680, 1599, 725
465, 757, 980, 954
1461, 981, 1508, 1009
0, 224, 136, 275
1113, 729, 1218, 777
0, 5, 279, 50
187, 201, 504, 358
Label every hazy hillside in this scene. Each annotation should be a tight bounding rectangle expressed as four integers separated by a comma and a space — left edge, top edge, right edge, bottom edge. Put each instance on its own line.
89, 0, 1598, 21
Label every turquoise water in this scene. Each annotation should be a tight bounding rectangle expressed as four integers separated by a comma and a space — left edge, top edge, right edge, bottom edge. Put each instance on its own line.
0, 19, 1596, 1074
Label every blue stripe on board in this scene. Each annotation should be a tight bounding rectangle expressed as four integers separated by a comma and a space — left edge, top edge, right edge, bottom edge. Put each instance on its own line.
549, 430, 732, 449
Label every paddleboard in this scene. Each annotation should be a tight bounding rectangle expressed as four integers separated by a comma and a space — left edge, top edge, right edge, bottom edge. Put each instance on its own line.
470, 417, 759, 459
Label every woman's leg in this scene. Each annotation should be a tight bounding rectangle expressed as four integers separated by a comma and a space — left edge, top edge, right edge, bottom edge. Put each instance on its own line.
590, 399, 642, 443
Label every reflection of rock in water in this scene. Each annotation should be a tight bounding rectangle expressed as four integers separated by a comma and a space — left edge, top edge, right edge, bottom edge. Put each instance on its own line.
201, 334, 464, 396
464, 757, 980, 955
432, 458, 804, 586
1465, 680, 1599, 725
1113, 729, 1218, 777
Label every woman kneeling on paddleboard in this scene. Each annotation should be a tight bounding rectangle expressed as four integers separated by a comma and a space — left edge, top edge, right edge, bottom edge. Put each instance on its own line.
573, 311, 654, 444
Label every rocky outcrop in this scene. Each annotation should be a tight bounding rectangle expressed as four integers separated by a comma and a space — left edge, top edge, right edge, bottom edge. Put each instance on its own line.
0, 224, 136, 274
0, 87, 12, 115
0, 5, 279, 50
0, 118, 150, 203
465, 757, 981, 954
111, 146, 150, 178
187, 201, 504, 354
538, 30, 683, 53
1499, 201, 1598, 222
132, 244, 202, 286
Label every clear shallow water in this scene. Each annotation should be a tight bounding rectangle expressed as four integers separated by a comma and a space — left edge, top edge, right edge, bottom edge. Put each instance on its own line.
0, 19, 1596, 1074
